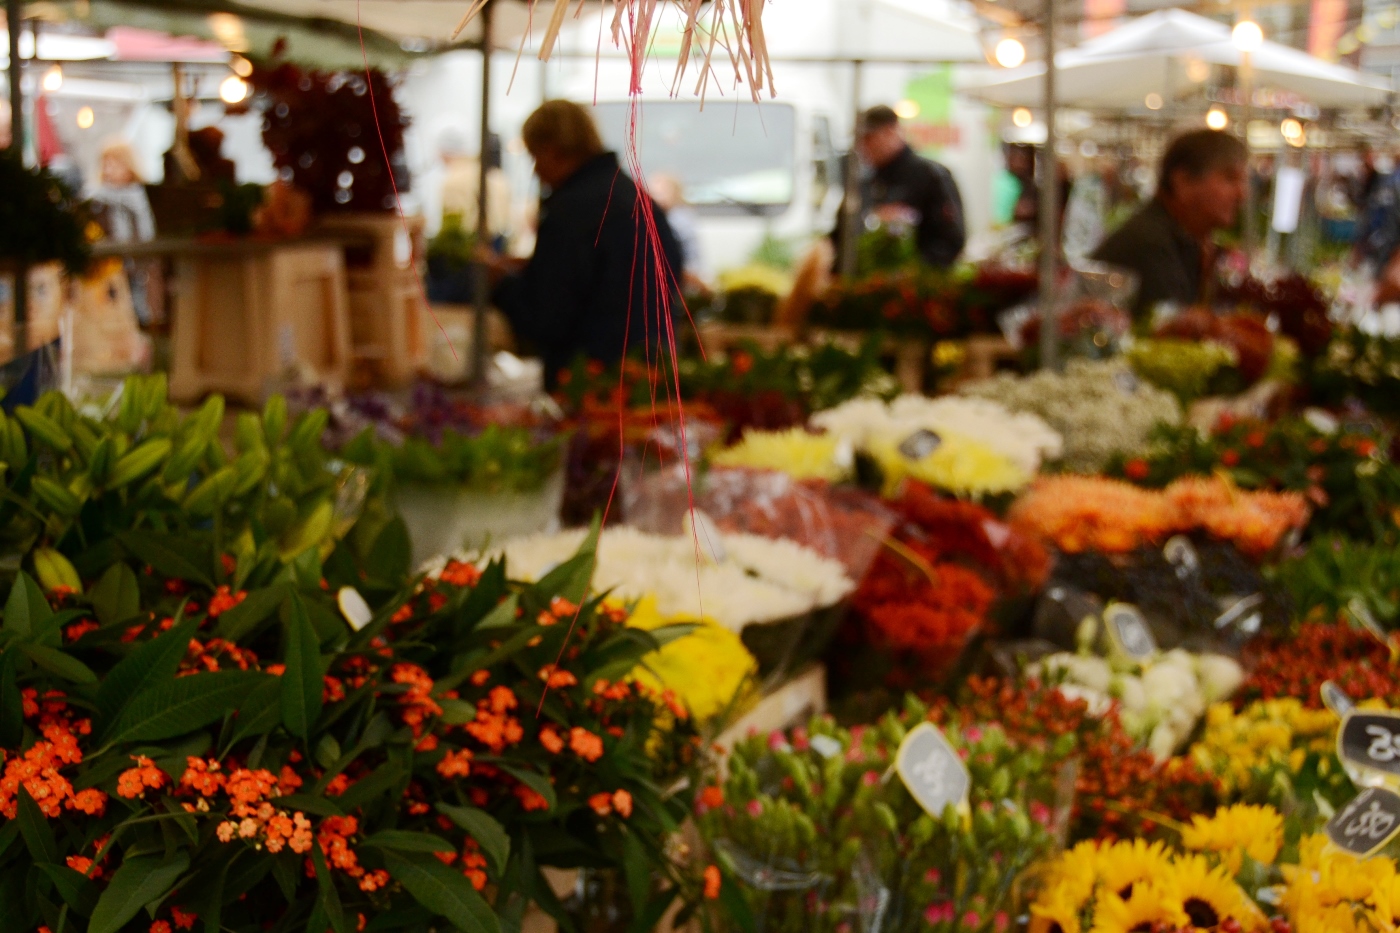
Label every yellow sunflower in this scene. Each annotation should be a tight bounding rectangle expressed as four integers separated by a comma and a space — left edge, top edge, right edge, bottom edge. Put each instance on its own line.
1096, 839, 1174, 902
1159, 854, 1254, 931
1030, 883, 1087, 933
1367, 871, 1400, 933
1090, 884, 1187, 933
1180, 804, 1283, 874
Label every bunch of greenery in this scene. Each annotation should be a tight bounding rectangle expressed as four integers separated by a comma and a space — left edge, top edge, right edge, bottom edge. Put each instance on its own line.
341, 424, 565, 494
0, 152, 91, 273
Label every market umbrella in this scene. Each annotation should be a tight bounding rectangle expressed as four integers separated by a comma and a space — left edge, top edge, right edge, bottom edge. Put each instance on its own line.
964, 8, 1393, 110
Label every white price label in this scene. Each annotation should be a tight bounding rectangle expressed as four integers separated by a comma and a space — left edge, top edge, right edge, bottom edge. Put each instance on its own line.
895, 723, 970, 817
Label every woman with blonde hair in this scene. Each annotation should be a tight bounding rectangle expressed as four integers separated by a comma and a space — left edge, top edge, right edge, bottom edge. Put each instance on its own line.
480, 99, 682, 387
90, 138, 156, 322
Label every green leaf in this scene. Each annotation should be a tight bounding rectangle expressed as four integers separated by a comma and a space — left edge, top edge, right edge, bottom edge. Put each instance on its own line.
622, 832, 649, 915
367, 517, 411, 584
89, 563, 141, 628
495, 764, 557, 813
280, 595, 324, 740
214, 584, 290, 642
276, 794, 344, 817
332, 761, 404, 811
97, 617, 201, 737
532, 522, 598, 606
89, 852, 190, 933
18, 644, 97, 684
4, 571, 52, 638
36, 864, 98, 916
360, 830, 455, 853
475, 594, 519, 631
311, 844, 349, 933
435, 804, 510, 875
16, 785, 59, 864
107, 671, 269, 744
117, 531, 212, 587
0, 651, 21, 747
381, 850, 501, 933
227, 676, 283, 747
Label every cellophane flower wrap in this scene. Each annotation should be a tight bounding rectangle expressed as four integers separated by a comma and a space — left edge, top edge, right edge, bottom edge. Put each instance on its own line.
695, 697, 1062, 933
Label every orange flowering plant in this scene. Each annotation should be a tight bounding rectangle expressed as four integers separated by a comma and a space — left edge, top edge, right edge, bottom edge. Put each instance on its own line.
0, 379, 706, 933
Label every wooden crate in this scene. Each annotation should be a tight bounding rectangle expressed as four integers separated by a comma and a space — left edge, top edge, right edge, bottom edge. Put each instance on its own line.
169, 243, 352, 403
315, 213, 428, 387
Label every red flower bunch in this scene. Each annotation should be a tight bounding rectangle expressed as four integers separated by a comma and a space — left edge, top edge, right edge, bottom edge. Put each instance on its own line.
1238, 619, 1400, 709
893, 481, 1050, 593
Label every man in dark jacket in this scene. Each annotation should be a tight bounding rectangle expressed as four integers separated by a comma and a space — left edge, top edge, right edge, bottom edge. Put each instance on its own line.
1091, 129, 1247, 319
843, 105, 966, 269
483, 100, 683, 386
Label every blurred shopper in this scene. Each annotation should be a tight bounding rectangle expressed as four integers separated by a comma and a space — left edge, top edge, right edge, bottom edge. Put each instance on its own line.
843, 105, 966, 269
479, 100, 682, 387
1092, 129, 1247, 318
439, 129, 512, 249
1357, 154, 1400, 304
90, 139, 156, 323
649, 173, 707, 292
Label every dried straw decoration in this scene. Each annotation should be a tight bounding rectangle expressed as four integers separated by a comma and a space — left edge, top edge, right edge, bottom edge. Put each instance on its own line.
452, 0, 775, 102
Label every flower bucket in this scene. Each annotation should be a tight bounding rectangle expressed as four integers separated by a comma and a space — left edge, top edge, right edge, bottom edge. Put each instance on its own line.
395, 468, 565, 567
741, 601, 849, 688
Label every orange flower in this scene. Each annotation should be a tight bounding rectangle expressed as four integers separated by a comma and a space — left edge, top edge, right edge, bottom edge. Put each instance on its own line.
538, 665, 577, 689
539, 727, 564, 754
171, 908, 197, 930
698, 786, 724, 811
660, 690, 688, 720
180, 758, 224, 796
70, 788, 107, 816
206, 586, 247, 618
704, 864, 722, 899
568, 727, 604, 763
513, 783, 550, 812
439, 560, 482, 588
66, 856, 94, 875
151, 921, 172, 933
588, 792, 613, 816
64, 620, 99, 642
359, 869, 390, 892
549, 597, 579, 619
469, 669, 490, 686
116, 757, 168, 799
437, 749, 474, 778
611, 789, 633, 818
463, 847, 488, 890
536, 611, 558, 627
391, 603, 414, 624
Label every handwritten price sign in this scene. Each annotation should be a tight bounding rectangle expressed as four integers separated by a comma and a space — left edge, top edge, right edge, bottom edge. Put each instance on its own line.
1326, 786, 1400, 858
1104, 603, 1157, 662
1339, 711, 1400, 779
899, 430, 943, 461
895, 723, 969, 818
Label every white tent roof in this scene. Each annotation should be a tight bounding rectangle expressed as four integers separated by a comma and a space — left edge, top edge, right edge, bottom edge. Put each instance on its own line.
0, 31, 115, 67
965, 8, 1393, 109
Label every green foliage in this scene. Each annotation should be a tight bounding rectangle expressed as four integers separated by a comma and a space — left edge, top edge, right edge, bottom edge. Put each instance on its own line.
0, 151, 91, 273
1275, 534, 1400, 628
341, 424, 564, 492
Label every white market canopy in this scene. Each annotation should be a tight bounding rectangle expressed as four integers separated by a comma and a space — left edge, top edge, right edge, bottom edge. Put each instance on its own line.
965, 8, 1394, 110
0, 30, 115, 67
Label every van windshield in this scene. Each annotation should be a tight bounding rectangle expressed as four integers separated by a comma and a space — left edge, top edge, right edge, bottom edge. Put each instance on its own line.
590, 101, 795, 215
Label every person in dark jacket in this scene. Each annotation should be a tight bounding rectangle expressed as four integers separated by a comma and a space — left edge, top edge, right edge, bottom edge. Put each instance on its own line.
841, 105, 966, 269
481, 100, 682, 387
1091, 129, 1247, 319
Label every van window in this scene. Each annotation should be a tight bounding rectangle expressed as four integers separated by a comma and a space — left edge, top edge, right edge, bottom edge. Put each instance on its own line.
590, 101, 796, 216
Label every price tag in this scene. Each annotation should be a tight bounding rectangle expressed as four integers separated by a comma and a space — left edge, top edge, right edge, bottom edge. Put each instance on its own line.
895, 722, 970, 817
1339, 710, 1400, 779
809, 734, 844, 760
1114, 370, 1141, 395
1214, 593, 1265, 632
1303, 408, 1339, 435
1104, 602, 1157, 662
1326, 786, 1400, 858
337, 587, 373, 631
1163, 535, 1199, 578
899, 429, 943, 461
1322, 680, 1357, 717
1347, 597, 1393, 648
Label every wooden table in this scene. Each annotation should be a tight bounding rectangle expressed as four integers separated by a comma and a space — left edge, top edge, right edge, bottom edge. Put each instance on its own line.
96, 237, 354, 404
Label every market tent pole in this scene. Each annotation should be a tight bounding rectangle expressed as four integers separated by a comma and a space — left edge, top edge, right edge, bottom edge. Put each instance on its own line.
471, 0, 494, 387
7, 0, 27, 354
839, 59, 864, 278
1037, 0, 1058, 371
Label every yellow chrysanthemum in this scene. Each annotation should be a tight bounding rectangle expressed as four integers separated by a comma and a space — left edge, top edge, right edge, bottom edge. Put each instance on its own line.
1159, 854, 1254, 931
1367, 872, 1400, 933
1090, 884, 1187, 933
711, 428, 850, 483
1180, 804, 1284, 874
1191, 699, 1336, 797
868, 430, 1028, 499
627, 597, 756, 722
1030, 882, 1086, 933
1096, 839, 1174, 902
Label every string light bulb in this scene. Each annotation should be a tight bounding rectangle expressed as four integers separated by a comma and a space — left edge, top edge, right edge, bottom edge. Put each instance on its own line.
1206, 107, 1229, 130
994, 38, 1026, 68
893, 99, 920, 120
1232, 20, 1263, 52
76, 106, 94, 129
231, 55, 253, 77
1012, 107, 1033, 128
1145, 92, 1163, 110
42, 64, 63, 92
1280, 117, 1303, 140
219, 75, 249, 104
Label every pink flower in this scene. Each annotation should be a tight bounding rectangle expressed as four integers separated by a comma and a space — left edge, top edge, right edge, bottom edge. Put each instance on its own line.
1030, 801, 1052, 827
767, 730, 788, 751
962, 912, 980, 928
994, 912, 1009, 931
862, 771, 880, 787
746, 800, 763, 818
790, 728, 809, 751
964, 726, 983, 744
924, 868, 941, 886
924, 903, 954, 925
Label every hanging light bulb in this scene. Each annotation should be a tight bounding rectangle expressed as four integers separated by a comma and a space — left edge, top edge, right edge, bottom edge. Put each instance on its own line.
219, 74, 249, 104
76, 106, 94, 129
1012, 107, 1033, 128
230, 55, 253, 77
1232, 20, 1264, 52
1280, 117, 1303, 140
893, 99, 920, 120
1206, 107, 1229, 130
994, 38, 1026, 69
42, 64, 63, 93
1144, 92, 1164, 110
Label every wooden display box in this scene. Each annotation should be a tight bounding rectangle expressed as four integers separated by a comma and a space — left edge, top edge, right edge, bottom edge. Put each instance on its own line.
169, 242, 352, 403
315, 213, 428, 387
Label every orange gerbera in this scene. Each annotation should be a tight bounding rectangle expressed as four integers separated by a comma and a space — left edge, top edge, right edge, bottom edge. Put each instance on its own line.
569, 727, 605, 762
